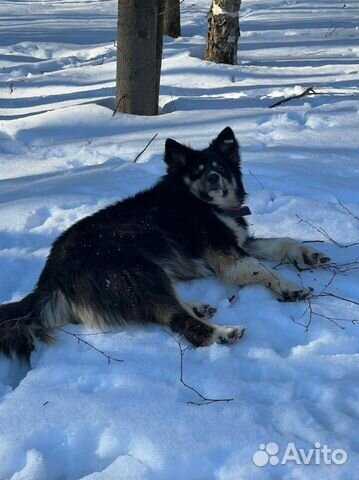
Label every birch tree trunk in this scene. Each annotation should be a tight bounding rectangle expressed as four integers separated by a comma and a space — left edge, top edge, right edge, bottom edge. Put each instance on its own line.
204, 0, 241, 65
115, 0, 164, 116
163, 0, 181, 38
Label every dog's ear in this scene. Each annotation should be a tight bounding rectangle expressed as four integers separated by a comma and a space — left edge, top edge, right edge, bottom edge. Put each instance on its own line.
211, 127, 240, 163
164, 138, 192, 171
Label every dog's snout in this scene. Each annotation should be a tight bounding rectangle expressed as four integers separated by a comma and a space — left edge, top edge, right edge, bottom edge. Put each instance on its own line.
207, 172, 220, 185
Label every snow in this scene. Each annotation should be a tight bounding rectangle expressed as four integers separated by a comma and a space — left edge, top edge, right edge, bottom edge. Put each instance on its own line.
0, 0, 358, 478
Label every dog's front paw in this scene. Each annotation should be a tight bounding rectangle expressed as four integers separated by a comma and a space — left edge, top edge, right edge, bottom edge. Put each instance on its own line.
214, 325, 246, 345
287, 244, 330, 268
279, 286, 313, 302
302, 249, 331, 267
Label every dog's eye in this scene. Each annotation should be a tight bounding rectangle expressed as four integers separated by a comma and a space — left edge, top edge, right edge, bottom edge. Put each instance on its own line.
188, 172, 202, 181
189, 169, 202, 180
216, 166, 225, 173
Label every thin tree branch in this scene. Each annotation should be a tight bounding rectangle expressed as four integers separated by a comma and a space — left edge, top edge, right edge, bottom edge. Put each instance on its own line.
248, 169, 265, 190
112, 94, 127, 116
0, 312, 32, 328
228, 294, 237, 304
313, 292, 359, 306
322, 260, 359, 275
296, 215, 359, 248
71, 330, 113, 336
56, 327, 124, 364
269, 86, 318, 108
301, 240, 325, 244
269, 86, 357, 108
290, 265, 359, 330
167, 332, 234, 405
336, 199, 359, 222
133, 133, 159, 163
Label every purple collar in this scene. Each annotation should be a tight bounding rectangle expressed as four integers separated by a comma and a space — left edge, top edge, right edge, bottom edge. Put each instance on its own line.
218, 205, 252, 218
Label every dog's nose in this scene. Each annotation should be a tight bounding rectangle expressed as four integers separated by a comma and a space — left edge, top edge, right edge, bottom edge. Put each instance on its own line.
207, 172, 220, 185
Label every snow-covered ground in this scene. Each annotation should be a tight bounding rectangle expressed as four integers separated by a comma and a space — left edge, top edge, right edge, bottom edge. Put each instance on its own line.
0, 0, 358, 478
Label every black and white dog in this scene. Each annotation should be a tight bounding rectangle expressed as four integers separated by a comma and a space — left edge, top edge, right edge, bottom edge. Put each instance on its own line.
0, 127, 330, 360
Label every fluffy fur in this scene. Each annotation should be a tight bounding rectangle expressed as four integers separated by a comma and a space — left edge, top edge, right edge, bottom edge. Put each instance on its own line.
0, 127, 330, 360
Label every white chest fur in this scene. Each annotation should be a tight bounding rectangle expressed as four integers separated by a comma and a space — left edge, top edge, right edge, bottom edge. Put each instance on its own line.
215, 213, 248, 248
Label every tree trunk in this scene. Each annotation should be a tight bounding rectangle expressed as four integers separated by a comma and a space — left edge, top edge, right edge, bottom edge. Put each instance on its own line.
204, 0, 241, 65
115, 0, 164, 116
163, 0, 181, 38
156, 0, 165, 103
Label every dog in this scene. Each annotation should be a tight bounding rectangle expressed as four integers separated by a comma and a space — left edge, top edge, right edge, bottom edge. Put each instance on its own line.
0, 127, 330, 360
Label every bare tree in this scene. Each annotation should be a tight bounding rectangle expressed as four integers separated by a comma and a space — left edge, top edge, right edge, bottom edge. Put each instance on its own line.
115, 0, 164, 116
204, 0, 241, 64
163, 0, 181, 38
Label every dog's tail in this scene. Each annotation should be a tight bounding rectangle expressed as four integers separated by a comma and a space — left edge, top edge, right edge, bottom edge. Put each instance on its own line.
0, 293, 53, 361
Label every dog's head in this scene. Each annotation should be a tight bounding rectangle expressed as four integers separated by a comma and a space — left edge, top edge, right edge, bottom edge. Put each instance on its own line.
164, 127, 246, 208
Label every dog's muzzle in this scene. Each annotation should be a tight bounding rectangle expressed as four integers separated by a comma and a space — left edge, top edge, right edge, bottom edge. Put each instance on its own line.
207, 172, 221, 188
205, 172, 228, 199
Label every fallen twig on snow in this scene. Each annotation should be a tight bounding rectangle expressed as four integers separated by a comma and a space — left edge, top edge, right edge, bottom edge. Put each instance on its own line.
301, 240, 325, 244
273, 255, 359, 276
269, 86, 318, 108
321, 259, 359, 275
290, 267, 359, 331
273, 255, 312, 272
295, 215, 359, 248
269, 87, 357, 108
112, 93, 127, 117
0, 312, 32, 328
67, 329, 113, 336
291, 296, 357, 331
133, 132, 159, 163
315, 291, 359, 306
167, 332, 233, 406
336, 199, 359, 222
270, 212, 358, 330
56, 327, 124, 364
248, 169, 265, 190
228, 294, 237, 304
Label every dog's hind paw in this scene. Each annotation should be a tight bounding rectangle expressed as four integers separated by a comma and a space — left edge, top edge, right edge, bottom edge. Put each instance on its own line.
190, 303, 218, 320
214, 325, 246, 345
